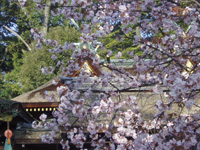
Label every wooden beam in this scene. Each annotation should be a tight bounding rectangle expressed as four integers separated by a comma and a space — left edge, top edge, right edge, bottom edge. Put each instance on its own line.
14, 139, 61, 144
21, 102, 59, 108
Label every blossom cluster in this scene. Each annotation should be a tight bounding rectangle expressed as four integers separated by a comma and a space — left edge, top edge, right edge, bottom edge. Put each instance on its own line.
18, 0, 200, 149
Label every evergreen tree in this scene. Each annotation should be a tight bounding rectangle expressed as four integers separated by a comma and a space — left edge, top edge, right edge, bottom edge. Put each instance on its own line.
0, 0, 21, 72
18, 24, 80, 93
0, 1, 80, 98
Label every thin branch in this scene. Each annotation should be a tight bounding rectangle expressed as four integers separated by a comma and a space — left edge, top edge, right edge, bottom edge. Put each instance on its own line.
3, 25, 32, 51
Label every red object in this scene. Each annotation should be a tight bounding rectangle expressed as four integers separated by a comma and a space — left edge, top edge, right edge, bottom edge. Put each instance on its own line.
4, 129, 13, 138
4, 129, 13, 145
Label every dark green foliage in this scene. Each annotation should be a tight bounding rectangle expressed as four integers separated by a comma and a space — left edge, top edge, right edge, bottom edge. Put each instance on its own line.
18, 48, 56, 92
0, 0, 80, 99
0, 0, 21, 72
0, 99, 19, 117
0, 73, 21, 99
99, 28, 142, 60
15, 25, 80, 93
0, 52, 23, 99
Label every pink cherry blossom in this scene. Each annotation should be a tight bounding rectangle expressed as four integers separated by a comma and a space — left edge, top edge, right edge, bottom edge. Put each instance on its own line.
116, 52, 122, 59
39, 113, 47, 122
18, 0, 200, 149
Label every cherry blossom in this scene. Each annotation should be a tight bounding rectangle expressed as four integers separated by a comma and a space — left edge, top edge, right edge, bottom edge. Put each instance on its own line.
107, 50, 112, 57
19, 0, 200, 149
116, 52, 122, 59
39, 113, 47, 122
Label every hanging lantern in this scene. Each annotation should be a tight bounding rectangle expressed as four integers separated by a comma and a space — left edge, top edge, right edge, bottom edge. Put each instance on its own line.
4, 129, 13, 145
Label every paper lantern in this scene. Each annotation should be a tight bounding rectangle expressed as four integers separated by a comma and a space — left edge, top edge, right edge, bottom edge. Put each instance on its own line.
4, 129, 13, 145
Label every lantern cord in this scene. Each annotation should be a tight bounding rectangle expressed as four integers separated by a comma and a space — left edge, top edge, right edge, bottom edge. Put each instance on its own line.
7, 121, 9, 130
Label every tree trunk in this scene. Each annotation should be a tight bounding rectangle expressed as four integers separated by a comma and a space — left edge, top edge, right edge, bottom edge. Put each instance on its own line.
136, 26, 141, 38
43, 0, 51, 36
